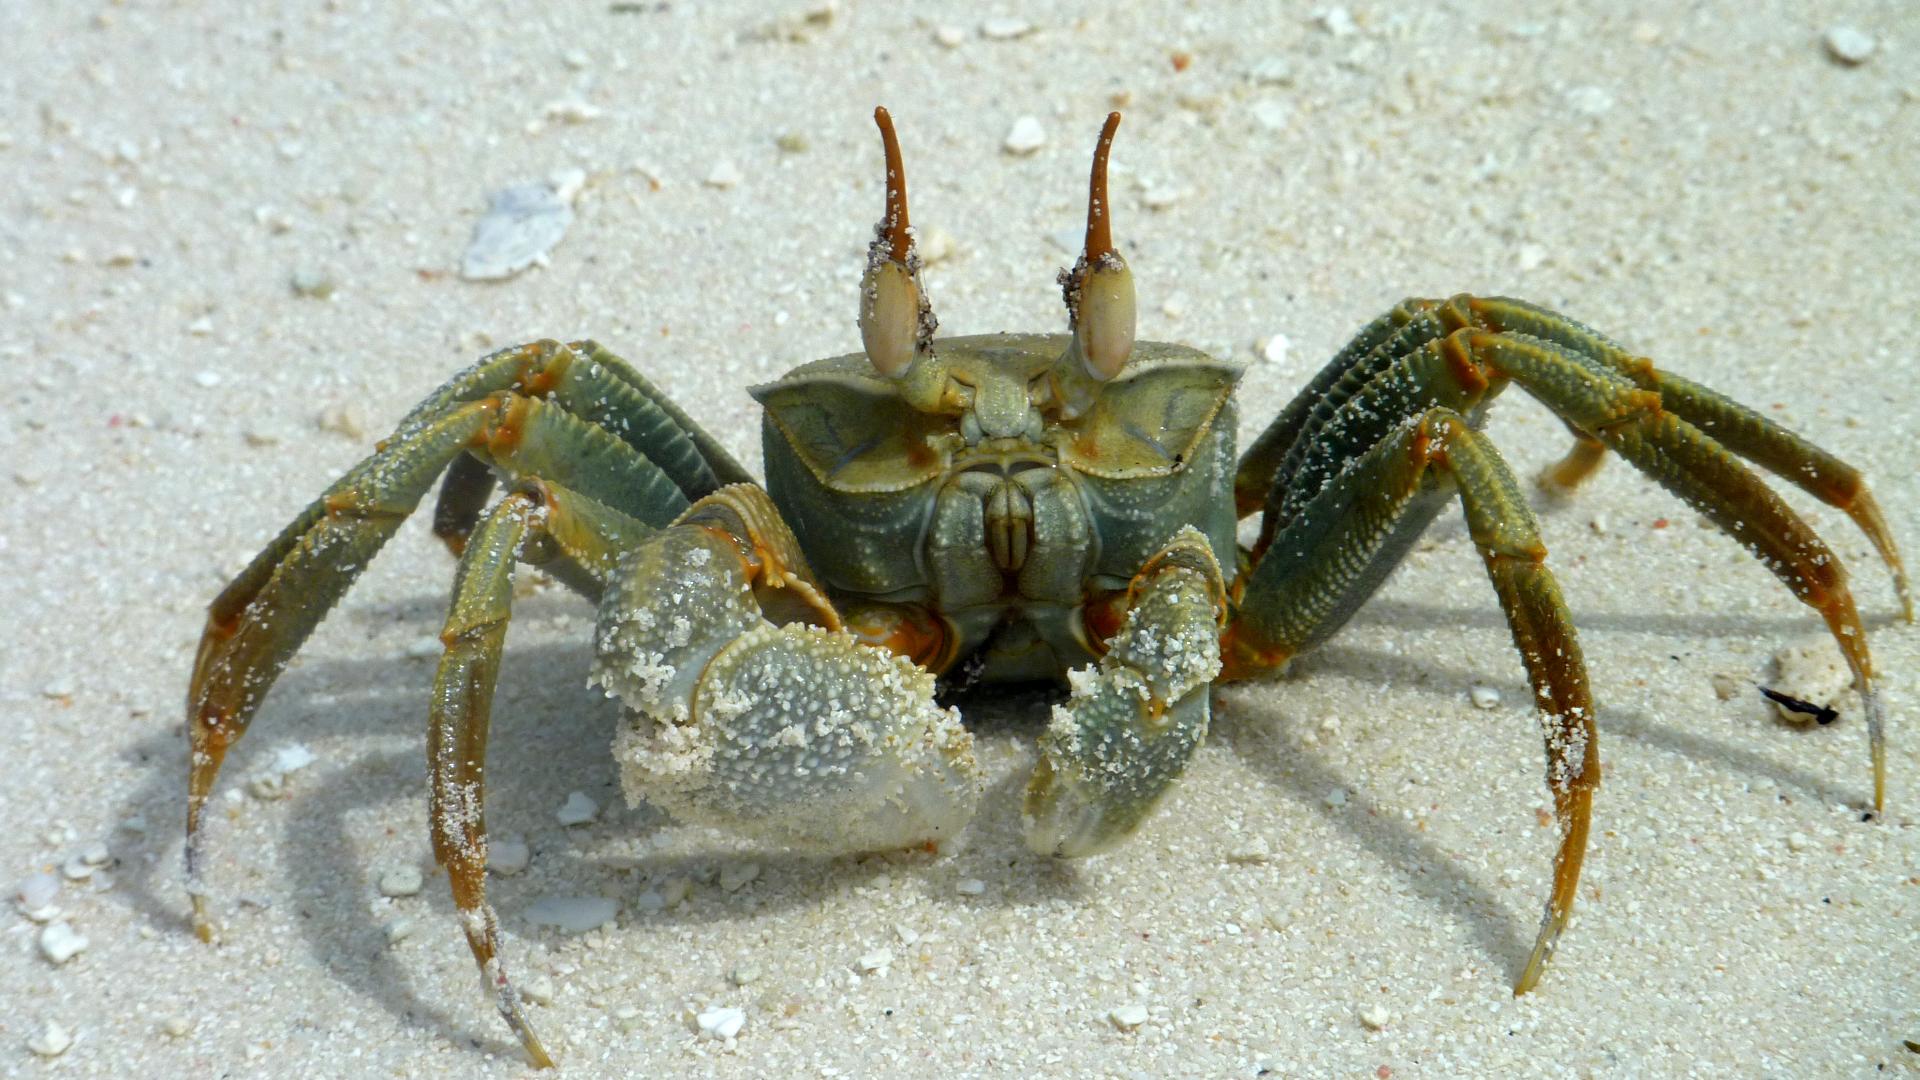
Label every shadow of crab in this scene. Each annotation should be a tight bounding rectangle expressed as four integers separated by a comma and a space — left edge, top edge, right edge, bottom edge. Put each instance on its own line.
110, 589, 1872, 1054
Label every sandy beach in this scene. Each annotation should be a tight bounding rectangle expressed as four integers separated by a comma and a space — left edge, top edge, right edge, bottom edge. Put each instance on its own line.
3, 2, 1915, 1076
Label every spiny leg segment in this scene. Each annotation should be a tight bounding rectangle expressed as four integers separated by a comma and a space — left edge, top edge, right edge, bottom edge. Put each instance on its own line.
1225, 294, 1904, 991
186, 339, 735, 1066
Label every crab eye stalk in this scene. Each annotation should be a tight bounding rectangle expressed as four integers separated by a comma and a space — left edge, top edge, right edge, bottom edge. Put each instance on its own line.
859, 106, 937, 379
1058, 112, 1136, 383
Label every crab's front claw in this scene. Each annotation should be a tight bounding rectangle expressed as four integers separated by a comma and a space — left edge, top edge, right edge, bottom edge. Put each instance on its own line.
1024, 527, 1226, 857
593, 485, 983, 853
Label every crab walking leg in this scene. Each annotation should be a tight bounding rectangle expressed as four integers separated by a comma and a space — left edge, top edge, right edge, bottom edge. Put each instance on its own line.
428, 482, 649, 1069
1463, 295, 1910, 619
593, 485, 983, 852
1224, 409, 1598, 992
393, 339, 751, 500
187, 393, 694, 937
432, 452, 497, 556
1472, 331, 1889, 810
1025, 527, 1228, 857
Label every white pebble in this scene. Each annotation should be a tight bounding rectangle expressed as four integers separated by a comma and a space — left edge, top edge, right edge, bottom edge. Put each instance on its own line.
1317, 7, 1357, 36
981, 17, 1033, 39
378, 865, 424, 897
41, 679, 75, 699
1324, 787, 1349, 809
1108, 1003, 1150, 1030
159, 1015, 193, 1038
1786, 831, 1810, 853
524, 895, 619, 932
718, 862, 760, 893
1249, 57, 1293, 85
1565, 85, 1614, 117
385, 917, 417, 946
729, 963, 761, 986
193, 368, 221, 387
542, 98, 602, 124
273, 744, 316, 775
520, 974, 556, 1005
556, 790, 600, 825
27, 1020, 73, 1057
1517, 243, 1548, 271
696, 1005, 746, 1040
1360, 1003, 1393, 1030
405, 635, 441, 660
1823, 25, 1875, 65
488, 839, 532, 876
1141, 186, 1183, 210
61, 856, 95, 881
703, 160, 743, 189
1003, 116, 1047, 156
894, 924, 920, 945
855, 948, 893, 973
933, 25, 965, 48
955, 877, 987, 896
18, 872, 60, 912
1469, 684, 1502, 709
1258, 333, 1290, 365
39, 921, 89, 964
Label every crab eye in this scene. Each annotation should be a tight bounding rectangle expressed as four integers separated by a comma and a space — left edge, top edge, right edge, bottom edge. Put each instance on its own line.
1060, 112, 1136, 382
858, 106, 935, 379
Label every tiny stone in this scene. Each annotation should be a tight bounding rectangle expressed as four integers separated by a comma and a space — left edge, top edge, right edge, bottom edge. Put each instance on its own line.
461, 182, 574, 280
1108, 1003, 1150, 1030
556, 790, 600, 826
1226, 835, 1273, 864
1324, 787, 1349, 809
981, 17, 1033, 39
696, 1005, 747, 1040
62, 856, 95, 881
27, 1020, 73, 1057
894, 924, 920, 945
1517, 243, 1547, 271
379, 866, 424, 897
1823, 26, 1875, 65
917, 226, 958, 264
856, 948, 893, 973
933, 25, 965, 48
703, 160, 743, 189
41, 679, 74, 699
1768, 639, 1850, 724
1786, 831, 1809, 852
1469, 684, 1502, 710
1566, 85, 1614, 117
1588, 512, 1608, 534
1141, 186, 1182, 210
956, 877, 987, 896
288, 269, 335, 299
1259, 333, 1290, 365
542, 98, 603, 124
718, 862, 760, 893
660, 876, 694, 907
1251, 98, 1293, 132
193, 368, 221, 386
520, 974, 555, 1005
18, 873, 59, 911
1003, 116, 1047, 155
39, 921, 89, 964
488, 839, 532, 876
1317, 7, 1357, 36
1249, 57, 1293, 85
315, 403, 367, 439
775, 132, 809, 154
159, 1015, 193, 1038
385, 917, 417, 946
729, 963, 761, 986
405, 635, 441, 660
1708, 671, 1744, 702
561, 48, 591, 70
524, 895, 619, 932
1360, 1003, 1393, 1030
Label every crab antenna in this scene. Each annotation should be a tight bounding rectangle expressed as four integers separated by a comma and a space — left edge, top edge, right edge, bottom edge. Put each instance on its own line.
1058, 111, 1136, 383
1083, 111, 1121, 262
875, 106, 912, 263
859, 106, 935, 378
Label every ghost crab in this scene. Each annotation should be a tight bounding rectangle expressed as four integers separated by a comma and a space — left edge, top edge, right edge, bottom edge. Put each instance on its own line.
185, 108, 1909, 1067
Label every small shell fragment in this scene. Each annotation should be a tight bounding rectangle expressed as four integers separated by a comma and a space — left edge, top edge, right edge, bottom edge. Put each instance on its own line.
1823, 25, 1875, 65
488, 839, 532, 876
855, 948, 892, 973
1108, 1003, 1150, 1030
556, 790, 600, 825
378, 865, 424, 898
1766, 639, 1850, 725
1360, 1003, 1393, 1030
460, 182, 575, 281
1469, 684, 1502, 710
27, 1020, 73, 1057
696, 1005, 746, 1040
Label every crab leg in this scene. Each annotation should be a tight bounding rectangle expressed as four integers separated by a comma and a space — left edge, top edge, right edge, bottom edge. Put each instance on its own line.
429, 481, 649, 1069
592, 484, 983, 854
188, 389, 697, 937
1466, 295, 1910, 619
1025, 527, 1228, 857
1225, 407, 1598, 993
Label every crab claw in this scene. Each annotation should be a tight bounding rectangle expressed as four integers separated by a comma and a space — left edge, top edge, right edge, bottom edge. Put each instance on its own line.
859, 106, 937, 379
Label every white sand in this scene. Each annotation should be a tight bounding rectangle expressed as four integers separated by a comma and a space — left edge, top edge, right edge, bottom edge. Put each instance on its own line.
4, 2, 1915, 1076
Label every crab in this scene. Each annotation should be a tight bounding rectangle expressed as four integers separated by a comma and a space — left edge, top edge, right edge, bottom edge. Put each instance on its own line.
184, 108, 1909, 1067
